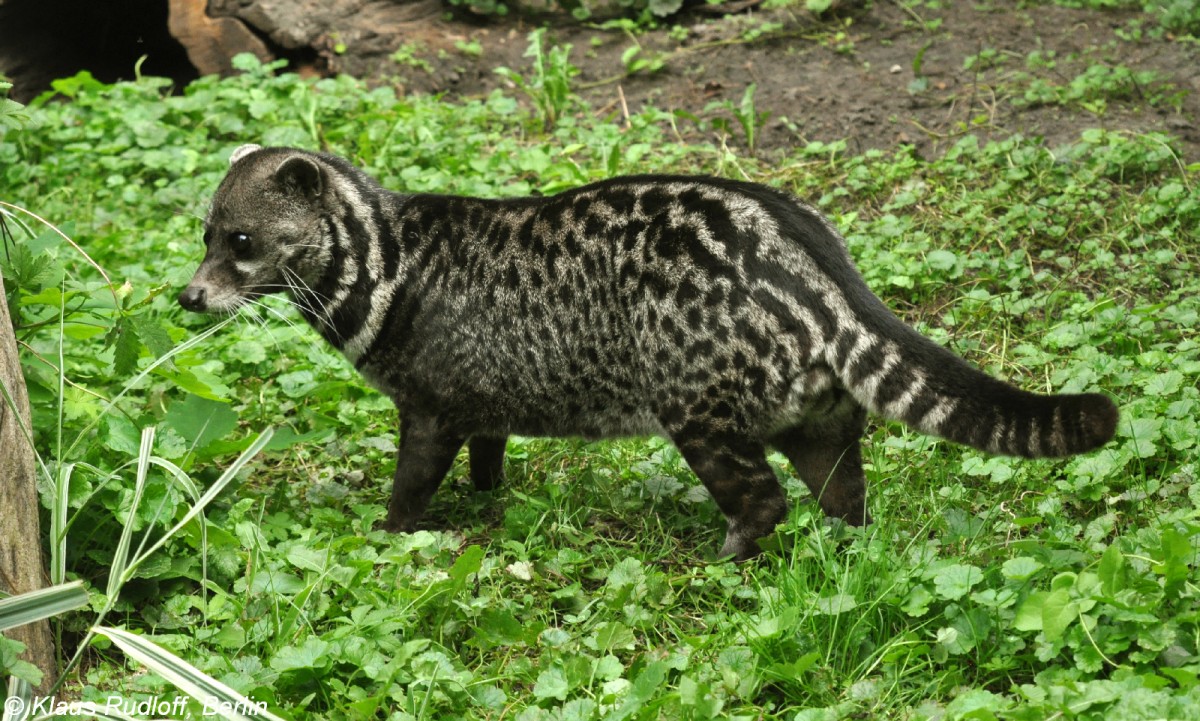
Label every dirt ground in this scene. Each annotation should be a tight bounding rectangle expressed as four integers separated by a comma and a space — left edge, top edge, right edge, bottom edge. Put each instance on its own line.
2, 2, 1196, 161
327, 1, 1200, 162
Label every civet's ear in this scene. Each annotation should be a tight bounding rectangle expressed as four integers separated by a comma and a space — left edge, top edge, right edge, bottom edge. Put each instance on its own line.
274, 155, 324, 200
229, 144, 263, 165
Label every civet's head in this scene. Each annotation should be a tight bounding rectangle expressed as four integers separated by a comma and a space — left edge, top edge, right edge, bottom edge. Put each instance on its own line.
179, 144, 334, 313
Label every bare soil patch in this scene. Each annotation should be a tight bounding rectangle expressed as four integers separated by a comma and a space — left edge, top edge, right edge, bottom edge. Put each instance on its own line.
328, 2, 1199, 161
3, 2, 1196, 161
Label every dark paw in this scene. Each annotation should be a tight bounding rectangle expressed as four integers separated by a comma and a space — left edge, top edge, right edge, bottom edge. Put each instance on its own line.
380, 515, 417, 534
718, 532, 764, 563
470, 468, 505, 492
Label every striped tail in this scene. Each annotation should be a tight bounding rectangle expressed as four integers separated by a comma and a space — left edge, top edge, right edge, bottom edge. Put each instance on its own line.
828, 315, 1119, 458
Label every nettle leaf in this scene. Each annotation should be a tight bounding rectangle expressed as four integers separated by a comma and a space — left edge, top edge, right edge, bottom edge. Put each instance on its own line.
108, 316, 143, 376
132, 314, 174, 359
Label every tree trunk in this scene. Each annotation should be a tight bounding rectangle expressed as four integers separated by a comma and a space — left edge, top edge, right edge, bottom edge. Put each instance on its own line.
0, 269, 54, 693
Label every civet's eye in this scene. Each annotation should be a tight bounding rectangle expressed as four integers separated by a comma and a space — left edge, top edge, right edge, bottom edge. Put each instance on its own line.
229, 232, 251, 252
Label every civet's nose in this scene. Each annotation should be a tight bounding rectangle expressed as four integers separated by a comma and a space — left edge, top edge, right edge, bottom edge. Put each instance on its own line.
178, 286, 208, 312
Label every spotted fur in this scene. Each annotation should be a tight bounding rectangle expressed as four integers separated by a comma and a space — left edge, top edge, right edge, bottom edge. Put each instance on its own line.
179, 145, 1119, 560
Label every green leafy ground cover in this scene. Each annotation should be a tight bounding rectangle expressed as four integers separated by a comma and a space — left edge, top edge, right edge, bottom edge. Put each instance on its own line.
1, 46, 1199, 719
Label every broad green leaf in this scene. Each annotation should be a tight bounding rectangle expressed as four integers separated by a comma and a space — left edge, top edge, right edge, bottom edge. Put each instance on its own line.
166, 394, 239, 451
926, 249, 957, 270
587, 621, 636, 652
815, 593, 858, 615
606, 660, 668, 720
1014, 591, 1047, 632
932, 564, 984, 601
448, 545, 485, 585
1002, 557, 1043, 581
901, 584, 933, 617
1121, 417, 1162, 458
1040, 589, 1077, 642
131, 314, 174, 359
1154, 527, 1193, 596
1143, 370, 1184, 396
270, 636, 331, 672
594, 655, 624, 682
533, 666, 569, 701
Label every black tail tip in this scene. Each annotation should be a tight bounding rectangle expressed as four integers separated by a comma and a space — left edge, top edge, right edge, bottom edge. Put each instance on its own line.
1075, 393, 1120, 453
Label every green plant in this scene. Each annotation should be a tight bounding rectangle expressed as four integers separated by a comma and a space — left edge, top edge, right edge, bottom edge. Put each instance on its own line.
0, 79, 29, 130
705, 83, 770, 155
963, 46, 1007, 72
1, 51, 1198, 720
1006, 62, 1181, 114
1053, 0, 1200, 37
620, 44, 668, 77
454, 38, 483, 58
445, 0, 510, 16
909, 40, 934, 95
2, 582, 282, 720
391, 42, 433, 74
495, 29, 581, 132
1, 208, 281, 718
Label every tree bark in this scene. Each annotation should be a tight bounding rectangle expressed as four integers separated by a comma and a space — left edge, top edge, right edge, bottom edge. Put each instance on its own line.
0, 269, 54, 693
